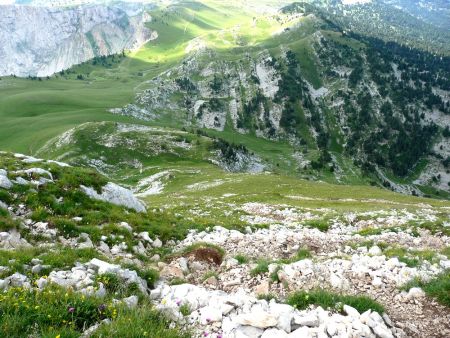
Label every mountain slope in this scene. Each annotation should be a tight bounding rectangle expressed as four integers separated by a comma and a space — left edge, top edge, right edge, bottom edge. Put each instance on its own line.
0, 0, 449, 199
0, 2, 155, 76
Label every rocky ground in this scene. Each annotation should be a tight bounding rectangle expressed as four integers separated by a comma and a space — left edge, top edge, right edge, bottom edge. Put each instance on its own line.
0, 152, 449, 338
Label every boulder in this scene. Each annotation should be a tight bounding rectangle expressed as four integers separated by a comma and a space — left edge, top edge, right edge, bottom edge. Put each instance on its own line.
293, 313, 319, 327
254, 280, 270, 296
123, 295, 139, 308
199, 306, 222, 324
88, 258, 121, 275
0, 174, 12, 189
235, 311, 278, 329
261, 328, 289, 338
407, 287, 425, 300
81, 182, 146, 213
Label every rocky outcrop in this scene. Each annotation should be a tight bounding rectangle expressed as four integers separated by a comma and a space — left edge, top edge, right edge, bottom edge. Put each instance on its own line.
0, 3, 155, 76
81, 182, 146, 213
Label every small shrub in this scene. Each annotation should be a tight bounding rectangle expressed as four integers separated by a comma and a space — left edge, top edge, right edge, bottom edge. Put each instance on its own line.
179, 242, 225, 265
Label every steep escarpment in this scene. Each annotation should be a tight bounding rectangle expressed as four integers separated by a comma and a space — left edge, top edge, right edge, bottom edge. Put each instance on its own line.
0, 3, 155, 77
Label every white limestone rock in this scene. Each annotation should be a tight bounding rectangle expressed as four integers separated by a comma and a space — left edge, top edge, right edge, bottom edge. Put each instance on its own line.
81, 182, 146, 213
0, 171, 13, 189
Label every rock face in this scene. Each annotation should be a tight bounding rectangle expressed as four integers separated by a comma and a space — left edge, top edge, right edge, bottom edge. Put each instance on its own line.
0, 3, 155, 77
81, 182, 146, 213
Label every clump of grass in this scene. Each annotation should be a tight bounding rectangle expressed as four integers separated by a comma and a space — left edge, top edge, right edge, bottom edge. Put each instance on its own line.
414, 221, 450, 236
0, 208, 20, 232
121, 263, 160, 289
181, 242, 225, 258
442, 246, 450, 259
170, 277, 187, 286
384, 247, 436, 268
202, 271, 219, 281
269, 265, 282, 283
235, 254, 249, 264
278, 247, 312, 264
95, 273, 143, 299
139, 268, 160, 289
257, 293, 279, 302
179, 303, 192, 317
250, 259, 270, 277
0, 247, 104, 276
304, 220, 330, 232
287, 290, 385, 314
356, 227, 384, 236
403, 272, 450, 308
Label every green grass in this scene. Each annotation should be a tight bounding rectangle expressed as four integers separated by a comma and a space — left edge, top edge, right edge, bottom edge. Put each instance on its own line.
279, 248, 312, 264
257, 293, 279, 302
250, 259, 270, 277
442, 247, 450, 259
93, 304, 191, 338
303, 219, 330, 232
383, 247, 436, 268
202, 271, 219, 281
0, 247, 105, 278
234, 254, 249, 264
0, 208, 20, 232
287, 290, 385, 314
0, 284, 189, 338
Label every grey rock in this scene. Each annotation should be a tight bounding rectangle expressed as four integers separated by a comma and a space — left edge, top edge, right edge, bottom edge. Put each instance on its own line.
123, 295, 139, 308
0, 173, 12, 189
235, 312, 278, 329
152, 238, 163, 248
81, 182, 146, 213
293, 313, 319, 327
88, 258, 121, 275
261, 328, 289, 338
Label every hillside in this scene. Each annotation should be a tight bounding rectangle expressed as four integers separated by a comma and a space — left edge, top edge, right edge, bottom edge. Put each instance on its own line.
1, 151, 450, 337
0, 1, 450, 337
1, 1, 450, 198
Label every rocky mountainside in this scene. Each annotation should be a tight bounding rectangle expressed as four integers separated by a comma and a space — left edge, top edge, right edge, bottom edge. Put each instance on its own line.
0, 2, 449, 335
0, 2, 156, 77
0, 151, 449, 338
104, 1, 450, 197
